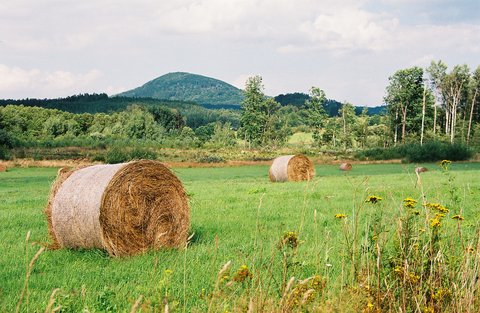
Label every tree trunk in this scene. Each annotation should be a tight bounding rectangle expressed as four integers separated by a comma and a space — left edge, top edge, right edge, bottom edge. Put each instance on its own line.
342, 108, 347, 150
394, 110, 398, 146
433, 104, 437, 135
445, 104, 449, 136
467, 89, 477, 145
420, 83, 427, 145
401, 105, 407, 144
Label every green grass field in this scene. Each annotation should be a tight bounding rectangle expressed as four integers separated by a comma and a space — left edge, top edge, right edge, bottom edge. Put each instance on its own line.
1, 162, 480, 312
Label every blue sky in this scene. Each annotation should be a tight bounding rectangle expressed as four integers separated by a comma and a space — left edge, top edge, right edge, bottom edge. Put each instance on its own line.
0, 0, 479, 106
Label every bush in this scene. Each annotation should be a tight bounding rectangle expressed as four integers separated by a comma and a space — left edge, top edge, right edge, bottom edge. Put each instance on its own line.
356, 141, 473, 162
104, 146, 158, 164
129, 147, 157, 160
197, 155, 225, 163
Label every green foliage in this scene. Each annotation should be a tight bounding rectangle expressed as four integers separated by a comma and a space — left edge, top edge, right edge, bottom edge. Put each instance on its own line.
104, 146, 158, 164
357, 141, 473, 162
207, 122, 236, 148
197, 155, 226, 163
240, 76, 288, 148
385, 66, 434, 143
118, 72, 244, 106
274, 92, 310, 107
304, 87, 328, 146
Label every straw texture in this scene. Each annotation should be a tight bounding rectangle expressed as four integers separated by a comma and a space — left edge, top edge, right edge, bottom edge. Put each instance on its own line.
46, 160, 189, 256
269, 154, 315, 182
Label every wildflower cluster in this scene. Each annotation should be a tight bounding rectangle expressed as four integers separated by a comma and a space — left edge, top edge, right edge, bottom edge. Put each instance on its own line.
286, 276, 326, 308
403, 197, 417, 208
393, 266, 420, 284
334, 213, 347, 219
424, 202, 449, 214
279, 231, 300, 249
430, 218, 441, 228
232, 265, 253, 283
365, 195, 382, 204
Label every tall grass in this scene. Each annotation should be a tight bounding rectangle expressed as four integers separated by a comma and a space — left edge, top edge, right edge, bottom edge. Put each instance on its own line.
1, 163, 480, 312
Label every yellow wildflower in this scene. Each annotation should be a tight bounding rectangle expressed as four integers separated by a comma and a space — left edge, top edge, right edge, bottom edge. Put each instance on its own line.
430, 218, 441, 228
403, 197, 417, 208
280, 231, 300, 249
365, 195, 382, 204
233, 264, 253, 282
452, 214, 464, 221
334, 213, 347, 219
440, 159, 452, 170
424, 202, 449, 213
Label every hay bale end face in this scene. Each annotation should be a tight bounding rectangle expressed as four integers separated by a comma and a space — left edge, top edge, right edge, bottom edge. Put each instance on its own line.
269, 154, 315, 182
339, 163, 352, 171
45, 160, 190, 257
0, 163, 6, 172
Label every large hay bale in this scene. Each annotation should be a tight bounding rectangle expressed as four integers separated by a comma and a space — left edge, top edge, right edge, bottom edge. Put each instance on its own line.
45, 160, 190, 257
339, 163, 352, 171
269, 154, 315, 182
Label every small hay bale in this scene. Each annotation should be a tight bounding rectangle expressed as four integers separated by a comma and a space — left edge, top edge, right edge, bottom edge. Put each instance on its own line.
45, 160, 190, 257
339, 163, 352, 171
415, 167, 428, 174
269, 154, 315, 182
0, 163, 6, 172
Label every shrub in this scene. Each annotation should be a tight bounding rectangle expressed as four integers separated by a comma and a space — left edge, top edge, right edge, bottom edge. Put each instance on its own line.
104, 146, 158, 164
197, 155, 225, 163
356, 141, 473, 162
104, 147, 130, 164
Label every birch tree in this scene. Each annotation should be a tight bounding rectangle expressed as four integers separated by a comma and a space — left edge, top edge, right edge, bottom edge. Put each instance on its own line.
385, 67, 425, 144
467, 66, 480, 144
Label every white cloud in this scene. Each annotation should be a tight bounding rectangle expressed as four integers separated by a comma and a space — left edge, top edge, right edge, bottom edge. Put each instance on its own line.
299, 9, 399, 52
0, 65, 103, 98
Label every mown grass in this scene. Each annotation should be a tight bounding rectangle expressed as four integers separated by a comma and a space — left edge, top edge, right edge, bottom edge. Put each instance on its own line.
1, 162, 480, 312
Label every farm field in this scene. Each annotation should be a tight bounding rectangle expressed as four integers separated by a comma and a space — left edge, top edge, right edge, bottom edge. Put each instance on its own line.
1, 162, 480, 312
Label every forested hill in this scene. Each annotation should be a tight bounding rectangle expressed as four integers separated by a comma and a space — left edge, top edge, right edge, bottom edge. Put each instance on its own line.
0, 93, 201, 114
117, 72, 244, 106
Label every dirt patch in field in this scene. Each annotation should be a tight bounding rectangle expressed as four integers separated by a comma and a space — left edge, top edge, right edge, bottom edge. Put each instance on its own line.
3, 158, 99, 168
3, 158, 405, 169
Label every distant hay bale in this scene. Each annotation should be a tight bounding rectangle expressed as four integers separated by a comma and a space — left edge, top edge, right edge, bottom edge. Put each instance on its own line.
415, 167, 428, 174
269, 154, 315, 182
45, 160, 190, 257
339, 163, 352, 171
0, 163, 6, 172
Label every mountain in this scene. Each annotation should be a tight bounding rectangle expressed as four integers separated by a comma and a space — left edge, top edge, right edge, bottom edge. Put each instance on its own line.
117, 72, 244, 106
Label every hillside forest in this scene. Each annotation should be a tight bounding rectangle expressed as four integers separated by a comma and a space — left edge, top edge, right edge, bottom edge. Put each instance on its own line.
0, 60, 479, 163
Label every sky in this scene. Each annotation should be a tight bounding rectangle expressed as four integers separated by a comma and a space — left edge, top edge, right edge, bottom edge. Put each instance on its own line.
0, 0, 479, 106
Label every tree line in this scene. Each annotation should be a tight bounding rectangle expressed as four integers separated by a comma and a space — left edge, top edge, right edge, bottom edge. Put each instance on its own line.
1, 61, 479, 161
385, 61, 480, 146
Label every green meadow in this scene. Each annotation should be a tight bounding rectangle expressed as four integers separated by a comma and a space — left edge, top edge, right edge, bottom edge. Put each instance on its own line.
1, 162, 480, 312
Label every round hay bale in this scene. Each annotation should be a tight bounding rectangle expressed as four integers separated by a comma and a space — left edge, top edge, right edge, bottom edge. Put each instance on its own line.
339, 163, 352, 171
269, 154, 315, 182
45, 160, 190, 256
0, 163, 6, 172
415, 167, 428, 174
